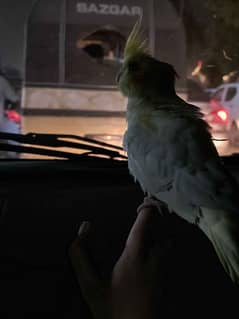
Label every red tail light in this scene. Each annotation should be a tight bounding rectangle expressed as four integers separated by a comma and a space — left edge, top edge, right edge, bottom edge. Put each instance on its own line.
206, 107, 229, 125
5, 110, 21, 124
217, 109, 228, 122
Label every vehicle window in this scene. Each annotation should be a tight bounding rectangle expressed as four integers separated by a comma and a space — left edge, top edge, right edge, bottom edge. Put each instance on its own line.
212, 88, 224, 101
1, 0, 239, 159
225, 87, 237, 101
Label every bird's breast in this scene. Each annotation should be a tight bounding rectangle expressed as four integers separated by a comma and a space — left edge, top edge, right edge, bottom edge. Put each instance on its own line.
124, 114, 176, 193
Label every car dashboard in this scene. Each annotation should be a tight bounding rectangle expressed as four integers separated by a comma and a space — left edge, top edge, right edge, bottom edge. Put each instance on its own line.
0, 156, 238, 317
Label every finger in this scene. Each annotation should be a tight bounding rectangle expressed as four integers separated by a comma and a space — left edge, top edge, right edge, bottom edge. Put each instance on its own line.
137, 197, 168, 216
69, 222, 103, 298
137, 202, 156, 215
125, 206, 157, 258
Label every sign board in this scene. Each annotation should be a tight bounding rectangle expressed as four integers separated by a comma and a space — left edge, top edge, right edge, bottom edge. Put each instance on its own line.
76, 2, 142, 16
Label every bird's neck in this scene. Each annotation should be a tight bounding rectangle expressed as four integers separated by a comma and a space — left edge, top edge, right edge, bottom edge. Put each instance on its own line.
126, 94, 197, 125
126, 98, 148, 123
127, 94, 183, 113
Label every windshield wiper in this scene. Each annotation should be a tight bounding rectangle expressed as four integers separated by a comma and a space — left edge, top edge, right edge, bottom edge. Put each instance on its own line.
0, 132, 127, 160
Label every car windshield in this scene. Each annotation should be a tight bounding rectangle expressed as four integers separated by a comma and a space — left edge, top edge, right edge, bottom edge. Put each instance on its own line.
1, 0, 239, 159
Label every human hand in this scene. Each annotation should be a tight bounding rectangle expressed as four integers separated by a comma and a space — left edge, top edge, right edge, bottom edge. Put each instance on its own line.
69, 205, 170, 319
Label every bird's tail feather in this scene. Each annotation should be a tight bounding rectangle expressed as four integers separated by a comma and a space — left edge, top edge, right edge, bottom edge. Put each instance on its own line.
199, 207, 239, 284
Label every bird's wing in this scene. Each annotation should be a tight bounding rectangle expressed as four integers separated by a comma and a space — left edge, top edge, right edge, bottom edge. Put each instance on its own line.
174, 118, 239, 213
126, 108, 239, 214
166, 111, 239, 285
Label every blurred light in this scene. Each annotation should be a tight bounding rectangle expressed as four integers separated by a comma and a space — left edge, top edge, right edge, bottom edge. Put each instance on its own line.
222, 49, 232, 61
217, 110, 228, 122
222, 70, 237, 82
192, 60, 203, 76
206, 107, 229, 125
222, 74, 230, 82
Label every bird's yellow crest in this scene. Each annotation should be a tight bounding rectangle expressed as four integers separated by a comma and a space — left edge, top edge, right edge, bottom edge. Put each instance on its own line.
124, 17, 148, 60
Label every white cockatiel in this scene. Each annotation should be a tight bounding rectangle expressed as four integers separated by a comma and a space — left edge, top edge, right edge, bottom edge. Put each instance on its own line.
117, 20, 239, 284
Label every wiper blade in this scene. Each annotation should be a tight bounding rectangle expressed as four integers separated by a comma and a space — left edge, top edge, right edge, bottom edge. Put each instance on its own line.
0, 132, 127, 159
0, 142, 89, 160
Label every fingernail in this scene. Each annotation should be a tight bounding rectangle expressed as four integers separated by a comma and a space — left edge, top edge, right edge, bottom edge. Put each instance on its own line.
78, 221, 90, 236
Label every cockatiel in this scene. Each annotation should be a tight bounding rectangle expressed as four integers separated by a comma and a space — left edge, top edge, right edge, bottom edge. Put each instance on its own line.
117, 20, 239, 284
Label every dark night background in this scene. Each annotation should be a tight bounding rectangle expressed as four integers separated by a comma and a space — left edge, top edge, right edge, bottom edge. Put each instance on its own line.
0, 0, 34, 74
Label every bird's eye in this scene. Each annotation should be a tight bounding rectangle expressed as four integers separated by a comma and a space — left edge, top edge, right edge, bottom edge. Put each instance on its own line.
128, 61, 140, 72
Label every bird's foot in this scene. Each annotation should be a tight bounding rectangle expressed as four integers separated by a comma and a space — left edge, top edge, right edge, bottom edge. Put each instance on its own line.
137, 196, 169, 216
